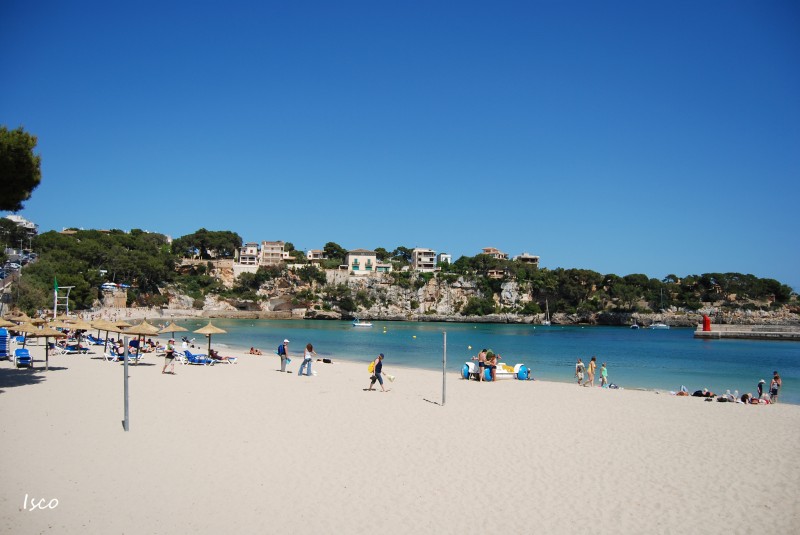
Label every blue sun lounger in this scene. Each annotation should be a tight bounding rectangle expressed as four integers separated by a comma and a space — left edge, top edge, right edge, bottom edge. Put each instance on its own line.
183, 350, 214, 366
15, 348, 32, 368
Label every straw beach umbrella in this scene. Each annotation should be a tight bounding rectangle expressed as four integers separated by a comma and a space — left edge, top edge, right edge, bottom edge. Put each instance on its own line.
159, 321, 188, 340
64, 317, 93, 345
0, 318, 15, 328
8, 312, 31, 322
25, 325, 66, 371
14, 322, 40, 348
91, 319, 119, 353
122, 320, 161, 364
194, 322, 227, 357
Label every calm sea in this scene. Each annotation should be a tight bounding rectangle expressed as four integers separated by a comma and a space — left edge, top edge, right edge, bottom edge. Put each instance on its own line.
170, 319, 799, 405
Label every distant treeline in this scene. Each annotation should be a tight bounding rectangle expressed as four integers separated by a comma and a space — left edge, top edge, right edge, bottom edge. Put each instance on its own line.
8, 228, 797, 316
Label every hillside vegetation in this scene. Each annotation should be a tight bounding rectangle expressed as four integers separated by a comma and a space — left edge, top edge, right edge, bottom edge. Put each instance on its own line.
8, 229, 797, 320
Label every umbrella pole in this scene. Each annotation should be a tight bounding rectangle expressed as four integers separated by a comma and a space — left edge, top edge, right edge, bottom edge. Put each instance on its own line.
207, 335, 211, 358
123, 336, 129, 432
45, 336, 49, 371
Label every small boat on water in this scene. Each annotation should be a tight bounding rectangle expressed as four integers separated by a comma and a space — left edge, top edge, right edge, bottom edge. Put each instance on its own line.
352, 318, 373, 328
649, 322, 670, 330
542, 299, 551, 326
630, 322, 640, 329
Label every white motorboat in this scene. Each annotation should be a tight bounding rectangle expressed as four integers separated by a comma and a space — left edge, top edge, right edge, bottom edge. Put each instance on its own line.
649, 322, 670, 330
352, 318, 373, 328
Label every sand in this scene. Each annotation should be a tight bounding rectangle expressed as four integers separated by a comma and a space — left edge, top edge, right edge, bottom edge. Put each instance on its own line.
1, 339, 798, 534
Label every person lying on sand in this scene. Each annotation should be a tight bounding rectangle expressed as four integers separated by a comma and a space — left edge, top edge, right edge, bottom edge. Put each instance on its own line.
249, 347, 263, 355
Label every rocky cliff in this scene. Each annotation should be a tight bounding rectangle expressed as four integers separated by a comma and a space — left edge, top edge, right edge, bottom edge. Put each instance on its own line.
159, 270, 800, 326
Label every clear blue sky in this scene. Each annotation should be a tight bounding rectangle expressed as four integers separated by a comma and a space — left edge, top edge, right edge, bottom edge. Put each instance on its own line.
2, 1, 798, 288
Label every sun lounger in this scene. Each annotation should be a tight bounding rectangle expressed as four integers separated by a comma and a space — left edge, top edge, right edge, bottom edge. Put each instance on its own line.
104, 350, 143, 363
14, 348, 32, 368
85, 334, 105, 345
183, 350, 214, 366
0, 328, 9, 360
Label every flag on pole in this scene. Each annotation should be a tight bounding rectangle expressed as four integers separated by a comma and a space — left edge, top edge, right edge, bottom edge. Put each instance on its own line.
54, 277, 58, 297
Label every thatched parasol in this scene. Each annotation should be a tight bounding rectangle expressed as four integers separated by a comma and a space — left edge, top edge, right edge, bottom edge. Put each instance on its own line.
159, 321, 188, 340
194, 322, 228, 357
91, 319, 119, 353
122, 320, 161, 363
24, 326, 66, 371
0, 318, 15, 328
14, 322, 40, 348
7, 312, 31, 323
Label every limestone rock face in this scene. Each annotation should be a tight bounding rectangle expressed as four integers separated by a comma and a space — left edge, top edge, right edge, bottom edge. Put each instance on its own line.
305, 310, 342, 320
158, 269, 799, 325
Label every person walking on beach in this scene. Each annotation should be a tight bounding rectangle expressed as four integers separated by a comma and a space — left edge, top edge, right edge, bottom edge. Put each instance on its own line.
162, 338, 176, 375
586, 356, 597, 387
600, 362, 608, 388
367, 353, 387, 392
298, 343, 317, 376
575, 358, 585, 386
277, 339, 290, 372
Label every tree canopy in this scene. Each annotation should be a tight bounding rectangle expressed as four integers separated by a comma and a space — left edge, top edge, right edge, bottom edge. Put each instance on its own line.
0, 126, 42, 211
171, 228, 242, 259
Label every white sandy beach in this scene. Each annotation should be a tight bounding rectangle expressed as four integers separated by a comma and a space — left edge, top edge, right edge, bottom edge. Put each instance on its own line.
1, 340, 798, 534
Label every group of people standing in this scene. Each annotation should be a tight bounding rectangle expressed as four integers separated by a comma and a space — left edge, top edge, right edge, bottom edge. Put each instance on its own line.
471, 349, 501, 381
575, 356, 608, 387
276, 339, 317, 376
757, 371, 782, 403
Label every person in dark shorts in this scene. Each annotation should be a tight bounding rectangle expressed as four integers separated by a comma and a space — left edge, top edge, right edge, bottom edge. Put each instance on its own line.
770, 372, 781, 403
471, 349, 487, 381
368, 353, 387, 392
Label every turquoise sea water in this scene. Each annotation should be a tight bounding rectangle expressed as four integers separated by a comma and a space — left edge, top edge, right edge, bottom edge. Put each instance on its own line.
173, 319, 799, 405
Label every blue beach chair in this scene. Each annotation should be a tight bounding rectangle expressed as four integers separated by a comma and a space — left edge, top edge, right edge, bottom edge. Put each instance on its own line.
15, 348, 32, 368
183, 350, 214, 366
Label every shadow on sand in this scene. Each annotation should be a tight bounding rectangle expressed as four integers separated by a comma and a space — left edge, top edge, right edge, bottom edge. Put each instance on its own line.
0, 364, 68, 393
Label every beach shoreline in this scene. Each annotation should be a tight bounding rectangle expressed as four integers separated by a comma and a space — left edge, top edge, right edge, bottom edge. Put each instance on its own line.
1, 339, 799, 534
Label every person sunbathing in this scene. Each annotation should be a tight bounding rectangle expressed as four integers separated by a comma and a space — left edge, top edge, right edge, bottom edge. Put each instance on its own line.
249, 347, 262, 355
210, 349, 236, 362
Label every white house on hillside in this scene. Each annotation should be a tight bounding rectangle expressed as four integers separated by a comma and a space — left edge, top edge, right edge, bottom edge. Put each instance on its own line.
514, 252, 540, 267
411, 248, 437, 272
345, 249, 376, 275
260, 241, 289, 265
481, 247, 509, 260
238, 243, 259, 265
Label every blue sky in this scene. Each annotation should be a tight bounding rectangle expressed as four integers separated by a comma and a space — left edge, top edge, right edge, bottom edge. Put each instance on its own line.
2, 1, 799, 288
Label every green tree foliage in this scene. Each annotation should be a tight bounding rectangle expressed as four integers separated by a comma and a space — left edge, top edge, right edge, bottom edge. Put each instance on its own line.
323, 242, 347, 264
19, 229, 174, 312
462, 296, 496, 316
0, 126, 42, 211
374, 247, 390, 262
171, 229, 242, 259
297, 265, 326, 285
392, 246, 412, 263
0, 217, 30, 249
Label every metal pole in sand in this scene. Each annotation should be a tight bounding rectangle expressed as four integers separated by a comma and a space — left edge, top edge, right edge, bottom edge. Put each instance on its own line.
442, 331, 447, 406
123, 336, 129, 432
